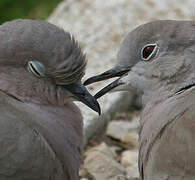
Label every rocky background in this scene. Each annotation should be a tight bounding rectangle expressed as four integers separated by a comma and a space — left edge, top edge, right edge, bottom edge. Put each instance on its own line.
48, 0, 195, 179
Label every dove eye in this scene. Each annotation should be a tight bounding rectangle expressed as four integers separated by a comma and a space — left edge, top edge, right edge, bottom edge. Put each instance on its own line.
27, 61, 46, 77
141, 43, 159, 61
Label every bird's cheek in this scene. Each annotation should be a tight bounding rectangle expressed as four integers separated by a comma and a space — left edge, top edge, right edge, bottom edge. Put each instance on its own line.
149, 56, 185, 79
111, 75, 134, 92
119, 71, 148, 94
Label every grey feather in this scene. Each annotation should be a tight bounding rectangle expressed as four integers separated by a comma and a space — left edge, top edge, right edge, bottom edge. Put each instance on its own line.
84, 20, 195, 180
0, 19, 90, 180
0, 19, 87, 85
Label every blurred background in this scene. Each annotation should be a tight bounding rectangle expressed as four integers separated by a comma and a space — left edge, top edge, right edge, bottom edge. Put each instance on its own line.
0, 0, 62, 23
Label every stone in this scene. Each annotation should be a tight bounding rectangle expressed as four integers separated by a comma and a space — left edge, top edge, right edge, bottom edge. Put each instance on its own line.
126, 164, 139, 179
106, 119, 139, 147
110, 174, 126, 180
121, 133, 139, 147
127, 178, 140, 180
92, 142, 116, 158
120, 151, 138, 167
84, 143, 125, 180
79, 167, 88, 177
110, 145, 123, 158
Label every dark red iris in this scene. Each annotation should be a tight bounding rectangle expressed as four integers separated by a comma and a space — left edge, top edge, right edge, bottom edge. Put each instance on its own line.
142, 45, 155, 59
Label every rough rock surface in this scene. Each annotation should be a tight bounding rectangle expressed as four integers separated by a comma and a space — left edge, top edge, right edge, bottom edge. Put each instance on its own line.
106, 116, 140, 147
83, 142, 125, 180
120, 150, 138, 167
80, 111, 140, 180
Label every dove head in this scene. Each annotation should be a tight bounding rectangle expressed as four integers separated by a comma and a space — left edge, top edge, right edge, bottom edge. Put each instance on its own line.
84, 20, 195, 105
0, 19, 100, 114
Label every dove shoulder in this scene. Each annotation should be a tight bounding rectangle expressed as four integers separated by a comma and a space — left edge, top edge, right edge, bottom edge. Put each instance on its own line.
0, 91, 83, 180
139, 87, 195, 180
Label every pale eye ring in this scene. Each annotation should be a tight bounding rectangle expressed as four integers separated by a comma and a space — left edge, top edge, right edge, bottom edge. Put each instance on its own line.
141, 43, 159, 61
27, 61, 46, 77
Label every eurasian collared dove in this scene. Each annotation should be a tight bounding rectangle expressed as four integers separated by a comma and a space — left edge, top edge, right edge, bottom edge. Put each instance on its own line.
0, 19, 100, 180
84, 20, 195, 180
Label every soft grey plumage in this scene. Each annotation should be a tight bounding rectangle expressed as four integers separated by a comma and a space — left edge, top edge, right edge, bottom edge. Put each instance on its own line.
0, 19, 100, 180
84, 20, 195, 179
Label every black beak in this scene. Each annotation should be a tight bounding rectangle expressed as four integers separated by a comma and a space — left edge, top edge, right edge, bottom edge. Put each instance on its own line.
94, 77, 125, 99
84, 66, 129, 86
64, 83, 101, 115
84, 66, 130, 99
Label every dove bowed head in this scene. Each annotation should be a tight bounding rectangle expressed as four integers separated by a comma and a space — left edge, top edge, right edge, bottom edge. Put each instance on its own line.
84, 20, 195, 103
0, 19, 100, 180
0, 19, 100, 114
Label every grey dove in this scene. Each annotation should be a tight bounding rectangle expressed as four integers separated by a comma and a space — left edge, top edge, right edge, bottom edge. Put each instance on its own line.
0, 19, 100, 180
84, 20, 195, 180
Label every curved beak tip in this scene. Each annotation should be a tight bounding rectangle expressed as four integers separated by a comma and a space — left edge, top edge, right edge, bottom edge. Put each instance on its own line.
95, 101, 101, 115
64, 83, 101, 115
85, 96, 101, 115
